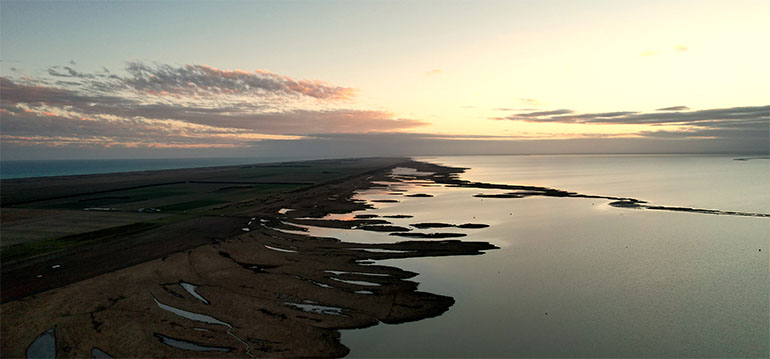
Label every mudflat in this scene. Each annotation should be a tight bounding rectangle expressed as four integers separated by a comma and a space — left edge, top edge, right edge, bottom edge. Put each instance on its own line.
1, 157, 498, 357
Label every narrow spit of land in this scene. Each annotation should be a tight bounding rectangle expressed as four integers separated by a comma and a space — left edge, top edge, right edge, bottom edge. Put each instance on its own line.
1, 157, 497, 358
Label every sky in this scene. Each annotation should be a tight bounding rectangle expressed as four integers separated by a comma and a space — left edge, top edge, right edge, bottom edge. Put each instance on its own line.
1, 0, 768, 160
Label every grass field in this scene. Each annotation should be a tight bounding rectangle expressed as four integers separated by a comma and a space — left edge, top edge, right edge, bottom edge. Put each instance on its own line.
0, 158, 405, 264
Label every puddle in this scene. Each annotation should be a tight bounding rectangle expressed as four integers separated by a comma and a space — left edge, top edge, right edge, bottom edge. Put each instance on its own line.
329, 277, 382, 286
154, 333, 231, 352
241, 228, 250, 232
179, 282, 210, 304
26, 327, 55, 359
277, 208, 294, 215
192, 328, 210, 332
295, 276, 334, 289
325, 270, 390, 277
91, 347, 113, 358
354, 290, 375, 295
51, 265, 61, 269
284, 301, 345, 316
264, 244, 297, 253
152, 295, 255, 358
152, 296, 230, 326
310, 280, 334, 289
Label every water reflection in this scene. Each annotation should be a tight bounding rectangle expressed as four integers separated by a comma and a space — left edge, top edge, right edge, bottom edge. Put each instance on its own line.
341, 155, 769, 357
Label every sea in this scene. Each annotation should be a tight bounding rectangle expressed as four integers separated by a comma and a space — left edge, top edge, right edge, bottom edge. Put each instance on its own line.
292, 154, 768, 357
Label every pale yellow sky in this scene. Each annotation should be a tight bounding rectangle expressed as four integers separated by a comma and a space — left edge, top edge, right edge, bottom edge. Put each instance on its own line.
340, 0, 769, 137
1, 0, 767, 158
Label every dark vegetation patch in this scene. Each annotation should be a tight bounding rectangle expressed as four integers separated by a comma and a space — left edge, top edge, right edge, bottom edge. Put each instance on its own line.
1, 222, 160, 262
410, 222, 489, 229
157, 200, 227, 212
405, 193, 433, 198
215, 185, 253, 191
410, 223, 455, 229
358, 225, 412, 232
457, 223, 489, 229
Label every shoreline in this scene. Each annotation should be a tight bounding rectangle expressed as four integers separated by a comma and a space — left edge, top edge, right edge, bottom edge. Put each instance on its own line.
1, 157, 409, 302
3, 156, 766, 357
1, 157, 498, 357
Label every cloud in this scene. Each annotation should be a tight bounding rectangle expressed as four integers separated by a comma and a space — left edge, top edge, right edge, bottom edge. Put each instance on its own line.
0, 63, 424, 151
425, 69, 442, 76
675, 45, 689, 52
519, 98, 541, 106
501, 106, 768, 125
498, 105, 769, 143
510, 109, 574, 117
656, 106, 689, 111
41, 61, 356, 101
121, 62, 356, 100
48, 66, 95, 79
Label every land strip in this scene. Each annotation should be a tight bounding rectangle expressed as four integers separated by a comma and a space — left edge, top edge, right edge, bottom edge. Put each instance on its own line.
1, 157, 500, 358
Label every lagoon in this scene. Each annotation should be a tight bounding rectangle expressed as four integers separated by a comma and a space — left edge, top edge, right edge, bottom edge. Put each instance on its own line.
335, 155, 768, 357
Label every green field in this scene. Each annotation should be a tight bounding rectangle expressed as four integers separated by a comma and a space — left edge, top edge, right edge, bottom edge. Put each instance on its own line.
0, 158, 405, 263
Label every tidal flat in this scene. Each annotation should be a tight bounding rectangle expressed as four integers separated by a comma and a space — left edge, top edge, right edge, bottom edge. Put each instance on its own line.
1, 157, 498, 357
1, 155, 767, 357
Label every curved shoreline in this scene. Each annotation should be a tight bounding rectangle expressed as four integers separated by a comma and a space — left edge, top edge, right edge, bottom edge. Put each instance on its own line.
1, 158, 498, 358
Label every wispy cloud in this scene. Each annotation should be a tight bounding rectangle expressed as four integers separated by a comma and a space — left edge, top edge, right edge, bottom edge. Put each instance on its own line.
497, 105, 770, 140
519, 98, 541, 106
513, 109, 574, 117
0, 63, 425, 150
425, 69, 442, 76
501, 106, 768, 125
120, 62, 356, 100
656, 106, 689, 111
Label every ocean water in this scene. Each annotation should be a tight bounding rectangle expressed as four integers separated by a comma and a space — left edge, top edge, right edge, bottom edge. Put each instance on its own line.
0, 157, 302, 180
316, 155, 769, 357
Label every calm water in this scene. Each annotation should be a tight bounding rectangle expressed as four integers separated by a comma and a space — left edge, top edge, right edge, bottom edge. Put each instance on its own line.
0, 157, 303, 179
323, 155, 769, 357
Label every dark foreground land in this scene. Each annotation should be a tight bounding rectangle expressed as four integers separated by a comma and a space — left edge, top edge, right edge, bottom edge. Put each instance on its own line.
1, 157, 405, 302
1, 157, 497, 357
